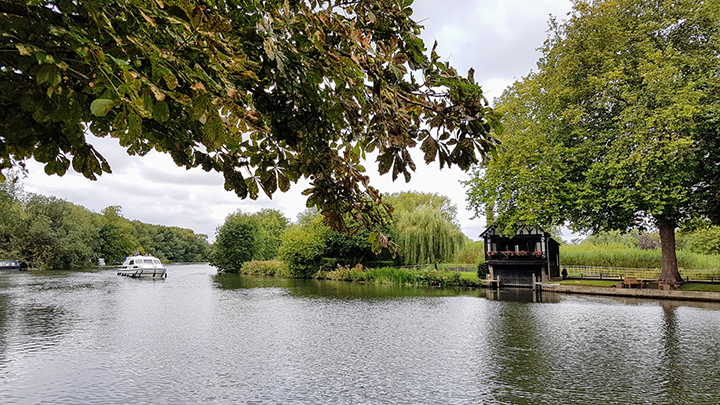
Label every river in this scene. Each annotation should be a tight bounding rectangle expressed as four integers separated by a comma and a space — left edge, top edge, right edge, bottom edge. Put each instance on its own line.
0, 263, 719, 404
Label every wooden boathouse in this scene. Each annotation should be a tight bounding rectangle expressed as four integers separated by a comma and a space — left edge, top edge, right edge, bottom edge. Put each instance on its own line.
480, 225, 560, 287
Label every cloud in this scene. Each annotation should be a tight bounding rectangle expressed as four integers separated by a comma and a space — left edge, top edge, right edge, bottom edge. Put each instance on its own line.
412, 0, 572, 100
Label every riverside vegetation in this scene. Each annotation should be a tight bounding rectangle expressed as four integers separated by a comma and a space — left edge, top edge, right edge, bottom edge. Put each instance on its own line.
238, 260, 483, 288
212, 191, 485, 288
229, 226, 720, 290
561, 230, 720, 271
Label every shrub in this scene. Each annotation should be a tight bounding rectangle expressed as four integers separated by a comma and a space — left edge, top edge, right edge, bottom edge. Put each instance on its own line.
477, 262, 489, 279
277, 220, 328, 277
317, 266, 482, 287
681, 226, 720, 256
240, 260, 290, 277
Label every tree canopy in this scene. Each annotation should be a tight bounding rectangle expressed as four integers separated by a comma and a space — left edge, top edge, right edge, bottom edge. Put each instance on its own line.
210, 208, 289, 272
0, 0, 501, 242
465, 0, 720, 282
210, 210, 259, 272
385, 191, 467, 265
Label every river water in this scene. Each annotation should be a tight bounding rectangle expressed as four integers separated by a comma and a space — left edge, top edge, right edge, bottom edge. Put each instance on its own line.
0, 263, 719, 404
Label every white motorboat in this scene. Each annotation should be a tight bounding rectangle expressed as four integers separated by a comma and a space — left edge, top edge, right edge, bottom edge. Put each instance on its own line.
0, 260, 21, 271
117, 255, 167, 278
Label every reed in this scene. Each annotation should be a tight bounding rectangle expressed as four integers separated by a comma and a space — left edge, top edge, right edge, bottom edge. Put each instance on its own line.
560, 243, 720, 270
317, 266, 482, 288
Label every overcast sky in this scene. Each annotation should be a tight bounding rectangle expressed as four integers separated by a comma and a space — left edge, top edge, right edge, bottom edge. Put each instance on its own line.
18, 0, 574, 242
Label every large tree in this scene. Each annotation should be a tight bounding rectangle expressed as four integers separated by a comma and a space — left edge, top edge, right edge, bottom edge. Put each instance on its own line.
385, 191, 467, 265
251, 208, 289, 260
0, 0, 501, 243
465, 0, 720, 282
210, 210, 259, 272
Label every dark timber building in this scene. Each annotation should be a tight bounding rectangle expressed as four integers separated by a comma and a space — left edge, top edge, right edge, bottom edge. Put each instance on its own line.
480, 226, 560, 287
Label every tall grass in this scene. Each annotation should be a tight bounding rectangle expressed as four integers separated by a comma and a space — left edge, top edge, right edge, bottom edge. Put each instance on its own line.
239, 260, 291, 277
560, 243, 720, 270
318, 266, 482, 288
454, 240, 485, 264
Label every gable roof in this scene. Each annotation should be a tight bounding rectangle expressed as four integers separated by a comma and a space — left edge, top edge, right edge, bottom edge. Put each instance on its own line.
479, 224, 551, 239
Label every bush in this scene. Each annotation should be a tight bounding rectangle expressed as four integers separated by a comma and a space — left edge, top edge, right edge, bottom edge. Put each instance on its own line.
477, 262, 489, 279
316, 266, 482, 288
240, 260, 290, 277
319, 257, 339, 271
277, 220, 328, 277
681, 226, 720, 256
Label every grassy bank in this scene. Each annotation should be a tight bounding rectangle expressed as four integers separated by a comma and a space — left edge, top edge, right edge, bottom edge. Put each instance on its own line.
678, 283, 720, 292
553, 279, 620, 287
237, 260, 483, 288
552, 279, 720, 292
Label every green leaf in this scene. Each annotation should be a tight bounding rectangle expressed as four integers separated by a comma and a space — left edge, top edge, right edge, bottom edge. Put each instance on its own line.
36, 64, 60, 86
128, 113, 142, 137
90, 99, 117, 117
109, 55, 130, 70
163, 72, 178, 90
278, 171, 291, 192
153, 100, 169, 122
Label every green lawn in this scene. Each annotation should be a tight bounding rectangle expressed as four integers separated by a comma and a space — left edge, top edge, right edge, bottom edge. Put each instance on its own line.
550, 279, 720, 292
459, 272, 479, 281
552, 279, 620, 287
678, 283, 720, 292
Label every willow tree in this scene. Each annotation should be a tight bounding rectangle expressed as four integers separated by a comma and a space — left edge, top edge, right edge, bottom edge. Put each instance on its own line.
0, 0, 501, 244
465, 0, 720, 282
386, 191, 467, 265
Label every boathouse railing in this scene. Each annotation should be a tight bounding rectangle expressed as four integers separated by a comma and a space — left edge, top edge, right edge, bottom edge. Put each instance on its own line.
563, 265, 720, 281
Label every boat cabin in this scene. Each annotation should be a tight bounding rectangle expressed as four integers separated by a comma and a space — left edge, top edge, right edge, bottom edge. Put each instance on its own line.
480, 225, 560, 287
0, 260, 21, 270
117, 255, 167, 278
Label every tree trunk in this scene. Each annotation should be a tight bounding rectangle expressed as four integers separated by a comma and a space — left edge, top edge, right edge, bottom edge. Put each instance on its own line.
657, 219, 682, 283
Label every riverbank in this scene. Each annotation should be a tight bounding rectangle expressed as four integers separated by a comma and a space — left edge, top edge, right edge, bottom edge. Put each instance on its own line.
540, 282, 720, 302
233, 260, 720, 301
236, 260, 485, 288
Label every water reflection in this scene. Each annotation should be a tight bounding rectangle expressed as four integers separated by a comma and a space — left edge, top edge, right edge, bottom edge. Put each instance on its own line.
482, 287, 563, 303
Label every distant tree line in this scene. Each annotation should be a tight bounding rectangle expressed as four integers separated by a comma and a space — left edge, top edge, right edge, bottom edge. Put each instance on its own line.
0, 180, 210, 268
